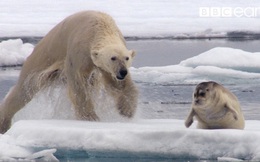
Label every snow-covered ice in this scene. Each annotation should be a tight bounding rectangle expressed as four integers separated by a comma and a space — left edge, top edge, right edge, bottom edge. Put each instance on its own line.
0, 39, 33, 67
132, 47, 260, 85
1, 120, 260, 161
1, 0, 260, 38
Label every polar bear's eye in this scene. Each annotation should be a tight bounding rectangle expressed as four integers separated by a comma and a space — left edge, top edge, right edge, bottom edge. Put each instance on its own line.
126, 57, 129, 61
111, 56, 116, 61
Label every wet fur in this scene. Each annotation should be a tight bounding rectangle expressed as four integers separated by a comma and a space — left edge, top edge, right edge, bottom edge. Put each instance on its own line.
0, 11, 138, 133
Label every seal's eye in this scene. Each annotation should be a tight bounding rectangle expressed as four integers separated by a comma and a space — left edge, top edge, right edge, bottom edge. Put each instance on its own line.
126, 57, 129, 61
111, 56, 116, 61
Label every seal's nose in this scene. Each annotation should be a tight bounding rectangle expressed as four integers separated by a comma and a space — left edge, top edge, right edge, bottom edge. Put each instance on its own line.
195, 99, 200, 104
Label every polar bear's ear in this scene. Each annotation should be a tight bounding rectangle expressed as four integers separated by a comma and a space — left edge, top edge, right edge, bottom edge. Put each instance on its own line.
130, 50, 136, 58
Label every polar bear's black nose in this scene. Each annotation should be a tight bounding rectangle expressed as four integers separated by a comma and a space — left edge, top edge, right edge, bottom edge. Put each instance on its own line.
117, 69, 128, 80
120, 69, 127, 78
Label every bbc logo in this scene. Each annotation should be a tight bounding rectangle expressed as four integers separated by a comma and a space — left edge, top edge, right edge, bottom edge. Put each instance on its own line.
199, 7, 260, 18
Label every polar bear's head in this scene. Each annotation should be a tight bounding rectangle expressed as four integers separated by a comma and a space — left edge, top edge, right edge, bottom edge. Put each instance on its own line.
91, 45, 136, 80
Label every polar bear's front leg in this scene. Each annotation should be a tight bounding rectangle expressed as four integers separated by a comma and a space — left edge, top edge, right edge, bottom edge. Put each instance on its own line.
117, 95, 137, 118
64, 55, 99, 121
106, 76, 138, 118
67, 78, 99, 121
75, 98, 99, 121
66, 71, 100, 121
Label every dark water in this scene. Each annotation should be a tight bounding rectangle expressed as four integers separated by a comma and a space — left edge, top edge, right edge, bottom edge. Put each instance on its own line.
1, 38, 260, 161
55, 150, 218, 162
127, 39, 260, 67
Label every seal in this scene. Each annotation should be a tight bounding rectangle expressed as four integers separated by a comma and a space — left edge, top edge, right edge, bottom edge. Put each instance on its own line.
185, 81, 245, 129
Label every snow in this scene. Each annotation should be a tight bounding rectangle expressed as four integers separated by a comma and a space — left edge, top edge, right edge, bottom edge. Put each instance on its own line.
1, 0, 260, 161
0, 39, 33, 67
1, 120, 260, 161
1, 0, 260, 38
180, 47, 260, 72
132, 47, 260, 85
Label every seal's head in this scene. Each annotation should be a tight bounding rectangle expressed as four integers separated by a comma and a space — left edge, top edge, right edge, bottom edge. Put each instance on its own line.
193, 81, 218, 107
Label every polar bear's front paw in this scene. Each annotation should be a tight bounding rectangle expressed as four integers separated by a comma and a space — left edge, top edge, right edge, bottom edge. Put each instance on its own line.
118, 106, 134, 118
78, 111, 100, 121
86, 114, 100, 121
116, 93, 137, 118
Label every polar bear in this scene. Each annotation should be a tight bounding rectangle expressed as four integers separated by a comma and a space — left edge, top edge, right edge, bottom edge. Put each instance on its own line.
0, 11, 138, 133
